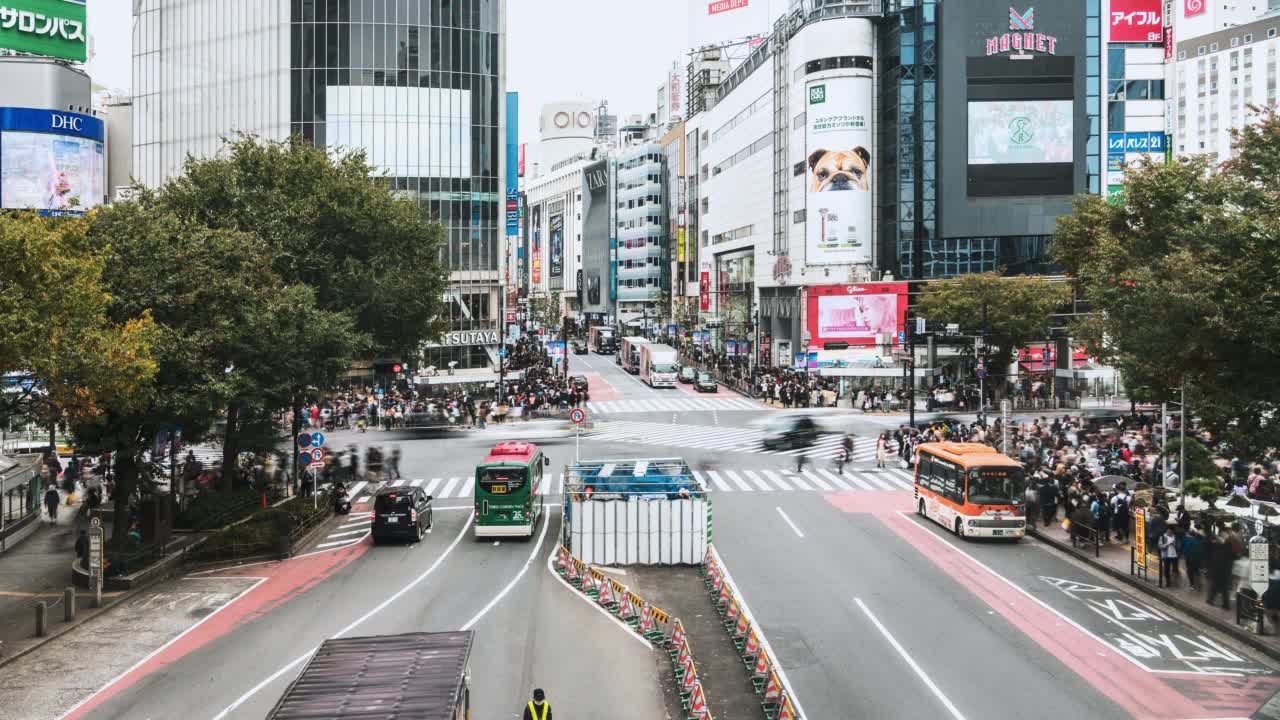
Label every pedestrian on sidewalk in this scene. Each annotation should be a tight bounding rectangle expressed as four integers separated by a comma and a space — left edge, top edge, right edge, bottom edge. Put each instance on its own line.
875, 433, 889, 469
1158, 527, 1180, 587
1206, 532, 1234, 610
75, 529, 89, 566
1182, 528, 1204, 591
42, 484, 61, 523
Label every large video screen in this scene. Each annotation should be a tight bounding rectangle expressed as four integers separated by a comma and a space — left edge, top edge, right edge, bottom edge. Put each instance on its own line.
1, 131, 104, 211
968, 100, 1073, 165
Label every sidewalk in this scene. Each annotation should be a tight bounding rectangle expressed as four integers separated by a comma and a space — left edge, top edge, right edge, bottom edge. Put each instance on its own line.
1031, 517, 1280, 662
0, 491, 125, 662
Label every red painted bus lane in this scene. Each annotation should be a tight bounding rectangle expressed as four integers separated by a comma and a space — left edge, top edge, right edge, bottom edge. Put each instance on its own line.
879, 511, 1259, 720
63, 540, 368, 719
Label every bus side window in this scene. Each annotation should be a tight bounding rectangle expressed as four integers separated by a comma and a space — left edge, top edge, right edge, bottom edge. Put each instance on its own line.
944, 463, 963, 504
917, 454, 933, 491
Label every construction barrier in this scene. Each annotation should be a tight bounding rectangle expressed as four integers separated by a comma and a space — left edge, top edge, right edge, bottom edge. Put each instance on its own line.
554, 545, 715, 719
703, 546, 805, 720
567, 493, 709, 565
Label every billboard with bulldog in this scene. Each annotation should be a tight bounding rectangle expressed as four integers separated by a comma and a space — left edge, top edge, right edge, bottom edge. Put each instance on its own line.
805, 75, 873, 266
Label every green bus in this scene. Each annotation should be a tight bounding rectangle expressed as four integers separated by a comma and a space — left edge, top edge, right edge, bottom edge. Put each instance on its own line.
474, 441, 550, 538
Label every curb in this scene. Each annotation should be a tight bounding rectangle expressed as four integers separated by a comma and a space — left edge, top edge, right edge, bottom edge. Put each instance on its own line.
1031, 529, 1280, 664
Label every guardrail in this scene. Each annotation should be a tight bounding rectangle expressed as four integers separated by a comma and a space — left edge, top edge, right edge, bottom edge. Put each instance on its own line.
704, 547, 803, 720
1237, 590, 1268, 635
554, 546, 716, 719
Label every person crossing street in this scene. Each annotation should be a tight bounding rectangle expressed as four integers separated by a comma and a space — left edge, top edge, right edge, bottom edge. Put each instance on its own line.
522, 688, 551, 720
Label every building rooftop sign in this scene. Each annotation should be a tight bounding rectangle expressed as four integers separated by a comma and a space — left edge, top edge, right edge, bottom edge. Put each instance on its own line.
985, 6, 1058, 60
0, 0, 87, 63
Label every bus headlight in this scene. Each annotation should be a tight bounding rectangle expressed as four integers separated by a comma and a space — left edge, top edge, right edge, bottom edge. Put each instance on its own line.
968, 519, 977, 527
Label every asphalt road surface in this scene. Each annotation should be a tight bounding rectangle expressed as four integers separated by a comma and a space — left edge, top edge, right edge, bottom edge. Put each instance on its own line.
18, 349, 1280, 719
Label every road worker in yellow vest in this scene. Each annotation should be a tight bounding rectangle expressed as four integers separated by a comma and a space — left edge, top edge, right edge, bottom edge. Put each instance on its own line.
522, 688, 551, 720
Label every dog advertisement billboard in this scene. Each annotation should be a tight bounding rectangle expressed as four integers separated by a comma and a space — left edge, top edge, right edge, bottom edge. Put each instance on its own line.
805, 75, 873, 266
807, 283, 908, 348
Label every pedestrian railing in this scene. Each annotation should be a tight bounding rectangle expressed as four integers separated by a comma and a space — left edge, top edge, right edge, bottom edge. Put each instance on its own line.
1068, 523, 1102, 558
1236, 590, 1268, 635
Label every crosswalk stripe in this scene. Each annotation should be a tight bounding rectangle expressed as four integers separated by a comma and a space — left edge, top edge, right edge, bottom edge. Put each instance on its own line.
861, 473, 897, 491
742, 470, 772, 492
423, 478, 442, 496
317, 538, 363, 549
338, 519, 371, 530
816, 469, 853, 491
705, 471, 732, 492
782, 471, 812, 491
692, 471, 708, 491
761, 470, 792, 491
880, 473, 913, 490
326, 528, 368, 539
842, 473, 877, 491
722, 470, 753, 492
347, 481, 367, 498
409, 478, 425, 487
454, 478, 473, 497
440, 477, 461, 498
587, 402, 599, 412
801, 470, 833, 491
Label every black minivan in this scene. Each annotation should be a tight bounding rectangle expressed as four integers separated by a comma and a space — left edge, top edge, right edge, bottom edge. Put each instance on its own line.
371, 486, 434, 545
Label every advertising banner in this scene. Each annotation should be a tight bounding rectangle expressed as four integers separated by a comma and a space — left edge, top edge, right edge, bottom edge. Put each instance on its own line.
1109, 0, 1162, 43
804, 76, 873, 265
531, 204, 543, 285
0, 0, 86, 62
699, 262, 711, 312
806, 283, 908, 348
549, 211, 564, 279
0, 108, 104, 212
1184, 0, 1205, 18
581, 160, 610, 313
691, 0, 769, 48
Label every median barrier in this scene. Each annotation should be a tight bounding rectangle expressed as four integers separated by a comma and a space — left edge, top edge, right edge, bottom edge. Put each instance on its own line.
552, 544, 716, 719
701, 545, 805, 720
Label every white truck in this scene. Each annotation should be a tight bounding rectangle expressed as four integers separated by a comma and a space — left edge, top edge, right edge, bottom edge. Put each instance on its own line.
639, 343, 680, 388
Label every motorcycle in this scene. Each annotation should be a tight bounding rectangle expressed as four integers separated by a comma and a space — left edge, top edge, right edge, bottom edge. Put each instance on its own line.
331, 483, 352, 515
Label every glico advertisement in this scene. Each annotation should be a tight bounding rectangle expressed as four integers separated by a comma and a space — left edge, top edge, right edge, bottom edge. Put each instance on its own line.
804, 75, 873, 266
0, 107, 104, 213
807, 283, 908, 348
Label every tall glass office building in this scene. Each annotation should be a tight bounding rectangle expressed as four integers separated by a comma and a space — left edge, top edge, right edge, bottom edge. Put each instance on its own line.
614, 143, 668, 325
133, 0, 506, 368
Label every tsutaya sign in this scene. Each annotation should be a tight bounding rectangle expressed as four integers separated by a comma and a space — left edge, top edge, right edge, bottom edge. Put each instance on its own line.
0, 0, 87, 62
429, 330, 501, 347
985, 7, 1058, 60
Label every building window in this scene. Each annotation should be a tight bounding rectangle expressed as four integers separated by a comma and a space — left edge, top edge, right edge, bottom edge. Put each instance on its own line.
1179, 50, 1187, 60
1231, 37, 1240, 47
1269, 28, 1277, 39
1245, 34, 1253, 43
793, 161, 804, 176
1198, 46, 1206, 55
1210, 43, 1219, 52
1108, 101, 1125, 131
793, 209, 804, 224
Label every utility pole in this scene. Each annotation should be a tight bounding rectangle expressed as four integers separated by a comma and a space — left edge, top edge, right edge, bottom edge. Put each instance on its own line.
1179, 383, 1186, 489
907, 322, 916, 428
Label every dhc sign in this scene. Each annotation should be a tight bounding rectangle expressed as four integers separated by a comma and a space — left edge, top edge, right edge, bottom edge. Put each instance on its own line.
50, 114, 83, 132
0, 107, 104, 141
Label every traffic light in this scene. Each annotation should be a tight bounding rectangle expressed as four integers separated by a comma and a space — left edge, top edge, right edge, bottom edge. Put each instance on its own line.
392, 364, 403, 374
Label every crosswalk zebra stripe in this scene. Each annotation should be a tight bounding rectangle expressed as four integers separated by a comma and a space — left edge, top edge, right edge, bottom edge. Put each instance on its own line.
842, 473, 878, 491
861, 473, 897, 491
410, 478, 425, 487
455, 478, 473, 497
440, 477, 461, 498
347, 481, 367, 499
816, 469, 853, 491
722, 470, 754, 492
705, 471, 732, 492
760, 470, 792, 491
742, 470, 772, 492
692, 471, 708, 491
782, 470, 812, 491
587, 402, 600, 412
326, 528, 368, 539
423, 478, 442, 496
801, 470, 833, 491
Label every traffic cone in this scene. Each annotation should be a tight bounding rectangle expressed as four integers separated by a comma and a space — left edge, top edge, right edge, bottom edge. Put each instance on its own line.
763, 671, 782, 703
751, 648, 771, 694
565, 558, 580, 585
619, 590, 639, 626
687, 683, 708, 719
668, 621, 687, 661
555, 546, 569, 573
679, 656, 697, 696
715, 583, 731, 614
743, 630, 760, 661
723, 598, 740, 632
778, 696, 796, 720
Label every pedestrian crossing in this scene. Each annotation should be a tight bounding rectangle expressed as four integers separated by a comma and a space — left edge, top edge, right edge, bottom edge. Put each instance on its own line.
345, 464, 915, 505
587, 420, 901, 462
585, 397, 766, 414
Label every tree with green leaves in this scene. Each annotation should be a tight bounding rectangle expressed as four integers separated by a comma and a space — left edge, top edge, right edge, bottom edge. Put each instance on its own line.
915, 272, 1071, 395
0, 211, 157, 441
1053, 109, 1280, 459
131, 136, 449, 485
529, 291, 563, 330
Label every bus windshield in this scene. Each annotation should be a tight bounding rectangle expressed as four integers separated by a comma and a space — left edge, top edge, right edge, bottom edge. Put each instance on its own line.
478, 467, 527, 495
967, 467, 1025, 505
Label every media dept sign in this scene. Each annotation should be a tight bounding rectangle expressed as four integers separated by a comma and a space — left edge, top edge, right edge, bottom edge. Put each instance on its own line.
804, 77, 873, 266
0, 0, 87, 62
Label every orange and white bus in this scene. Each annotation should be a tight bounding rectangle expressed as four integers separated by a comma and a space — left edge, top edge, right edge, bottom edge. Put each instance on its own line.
913, 442, 1027, 539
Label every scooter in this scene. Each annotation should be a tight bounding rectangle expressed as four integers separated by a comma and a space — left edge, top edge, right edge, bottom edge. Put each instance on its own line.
331, 483, 352, 515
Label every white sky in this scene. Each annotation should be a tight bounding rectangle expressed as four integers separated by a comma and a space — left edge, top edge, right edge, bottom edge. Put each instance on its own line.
86, 0, 691, 152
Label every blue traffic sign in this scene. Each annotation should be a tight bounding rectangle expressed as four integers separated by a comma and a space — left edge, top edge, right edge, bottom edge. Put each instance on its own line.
311, 432, 325, 447
897, 331, 906, 344
499, 347, 508, 358
298, 452, 313, 468
296, 433, 313, 448
375, 387, 385, 396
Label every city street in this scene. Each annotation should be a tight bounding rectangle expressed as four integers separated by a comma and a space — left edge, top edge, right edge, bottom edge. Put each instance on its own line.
0, 351, 1270, 719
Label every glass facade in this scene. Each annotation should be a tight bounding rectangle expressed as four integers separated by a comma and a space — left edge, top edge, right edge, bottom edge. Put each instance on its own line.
132, 0, 292, 187
289, 0, 501, 279
879, 0, 937, 281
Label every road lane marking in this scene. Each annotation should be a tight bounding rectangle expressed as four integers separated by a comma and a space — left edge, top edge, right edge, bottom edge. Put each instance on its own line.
762, 470, 792, 491
346, 481, 367, 497
544, 524, 651, 650
423, 478, 442, 495
705, 471, 732, 492
454, 478, 473, 498
855, 597, 967, 720
460, 507, 552, 631
816, 468, 853, 491
440, 477, 461, 497
338, 519, 370, 530
409, 478, 425, 487
861, 473, 897, 491
800, 470, 833, 491
324, 529, 368, 539
58, 577, 269, 720
782, 470, 812, 491
742, 470, 772, 491
209, 516, 474, 720
722, 470, 754, 492
316, 537, 365, 548
776, 507, 804, 538
842, 472, 877, 491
